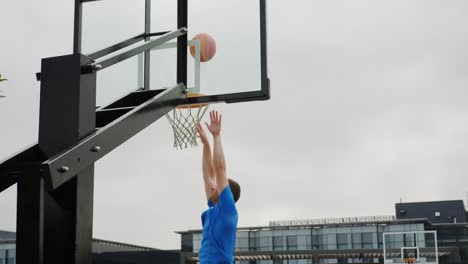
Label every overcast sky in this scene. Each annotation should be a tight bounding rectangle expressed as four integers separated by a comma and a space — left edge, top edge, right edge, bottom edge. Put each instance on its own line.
1, 0, 468, 250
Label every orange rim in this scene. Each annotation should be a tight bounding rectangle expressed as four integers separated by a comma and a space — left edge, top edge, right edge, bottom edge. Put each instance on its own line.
177, 92, 208, 109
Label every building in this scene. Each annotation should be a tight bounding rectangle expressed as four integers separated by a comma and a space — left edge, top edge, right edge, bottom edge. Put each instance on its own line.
0, 231, 15, 264
396, 200, 467, 224
396, 200, 468, 262
0, 231, 180, 264
2, 199, 466, 264
178, 200, 468, 264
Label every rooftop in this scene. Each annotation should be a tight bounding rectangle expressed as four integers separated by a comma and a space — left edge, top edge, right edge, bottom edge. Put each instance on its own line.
176, 218, 432, 234
0, 230, 159, 252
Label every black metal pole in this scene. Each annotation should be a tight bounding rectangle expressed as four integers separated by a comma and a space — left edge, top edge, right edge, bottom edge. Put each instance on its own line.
16, 165, 44, 264
73, 0, 82, 54
87, 33, 146, 60
43, 54, 95, 264
179, 252, 186, 264
177, 0, 188, 87
144, 0, 151, 90
16, 54, 97, 264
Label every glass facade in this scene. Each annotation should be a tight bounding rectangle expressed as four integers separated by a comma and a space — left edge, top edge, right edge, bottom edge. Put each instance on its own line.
184, 223, 426, 264
0, 245, 15, 264
436, 226, 468, 263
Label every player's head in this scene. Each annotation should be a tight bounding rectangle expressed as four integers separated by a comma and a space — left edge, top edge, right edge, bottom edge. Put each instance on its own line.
228, 178, 241, 203
209, 179, 241, 204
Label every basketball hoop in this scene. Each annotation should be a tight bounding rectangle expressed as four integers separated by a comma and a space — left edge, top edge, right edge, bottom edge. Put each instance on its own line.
165, 93, 209, 149
404, 258, 416, 264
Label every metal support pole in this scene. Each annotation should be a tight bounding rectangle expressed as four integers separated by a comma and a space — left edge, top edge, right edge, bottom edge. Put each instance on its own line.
73, 0, 82, 54
16, 54, 97, 264
16, 165, 44, 264
43, 54, 96, 264
177, 0, 188, 87
144, 0, 151, 90
179, 252, 186, 264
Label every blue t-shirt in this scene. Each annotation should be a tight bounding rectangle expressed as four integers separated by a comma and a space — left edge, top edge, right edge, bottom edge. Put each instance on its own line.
199, 185, 238, 264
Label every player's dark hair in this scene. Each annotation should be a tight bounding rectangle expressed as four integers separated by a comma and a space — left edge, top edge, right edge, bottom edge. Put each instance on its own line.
228, 179, 241, 203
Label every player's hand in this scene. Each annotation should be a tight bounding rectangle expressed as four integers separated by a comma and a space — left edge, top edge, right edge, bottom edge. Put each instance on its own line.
197, 123, 209, 145
205, 110, 222, 136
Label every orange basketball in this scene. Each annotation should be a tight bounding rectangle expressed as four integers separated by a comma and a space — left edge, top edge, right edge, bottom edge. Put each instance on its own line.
190, 33, 217, 62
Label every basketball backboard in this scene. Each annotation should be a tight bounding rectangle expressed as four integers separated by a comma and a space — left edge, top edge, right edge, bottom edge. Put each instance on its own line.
383, 231, 439, 264
79, 0, 269, 107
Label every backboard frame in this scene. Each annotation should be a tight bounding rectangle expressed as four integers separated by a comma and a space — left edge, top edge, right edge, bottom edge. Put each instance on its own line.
383, 231, 439, 264
74, 0, 270, 106
401, 247, 420, 261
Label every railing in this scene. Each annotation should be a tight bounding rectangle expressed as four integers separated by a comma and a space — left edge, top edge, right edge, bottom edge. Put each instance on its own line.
270, 216, 396, 226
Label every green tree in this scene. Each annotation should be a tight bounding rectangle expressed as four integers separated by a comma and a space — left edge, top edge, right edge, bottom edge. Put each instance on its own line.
0, 74, 7, 98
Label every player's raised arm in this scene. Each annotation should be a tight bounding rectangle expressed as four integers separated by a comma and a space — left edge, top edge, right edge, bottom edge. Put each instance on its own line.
205, 111, 228, 194
197, 124, 217, 201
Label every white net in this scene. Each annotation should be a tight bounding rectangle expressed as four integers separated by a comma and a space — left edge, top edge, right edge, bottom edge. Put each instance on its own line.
166, 104, 209, 149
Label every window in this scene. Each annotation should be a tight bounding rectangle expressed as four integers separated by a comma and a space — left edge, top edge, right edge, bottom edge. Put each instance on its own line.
259, 237, 272, 251
362, 232, 374, 249
298, 235, 311, 250
385, 233, 405, 249
337, 234, 349, 249
435, 212, 441, 217
458, 233, 468, 243
0, 250, 5, 264
259, 231, 273, 237
181, 234, 193, 252
273, 236, 283, 251
352, 233, 362, 249
6, 250, 15, 264
287, 236, 297, 250
324, 234, 337, 250
249, 235, 258, 251
404, 233, 415, 246
239, 238, 249, 251
439, 233, 457, 243
312, 235, 320, 250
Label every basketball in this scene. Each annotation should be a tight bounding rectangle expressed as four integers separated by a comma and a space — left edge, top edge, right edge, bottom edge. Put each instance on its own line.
190, 33, 217, 62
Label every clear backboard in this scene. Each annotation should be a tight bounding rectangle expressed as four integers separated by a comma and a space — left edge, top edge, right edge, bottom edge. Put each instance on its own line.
383, 231, 438, 264
79, 0, 269, 107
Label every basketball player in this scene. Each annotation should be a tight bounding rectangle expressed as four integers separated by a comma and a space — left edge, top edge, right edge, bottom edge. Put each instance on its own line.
196, 110, 241, 264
